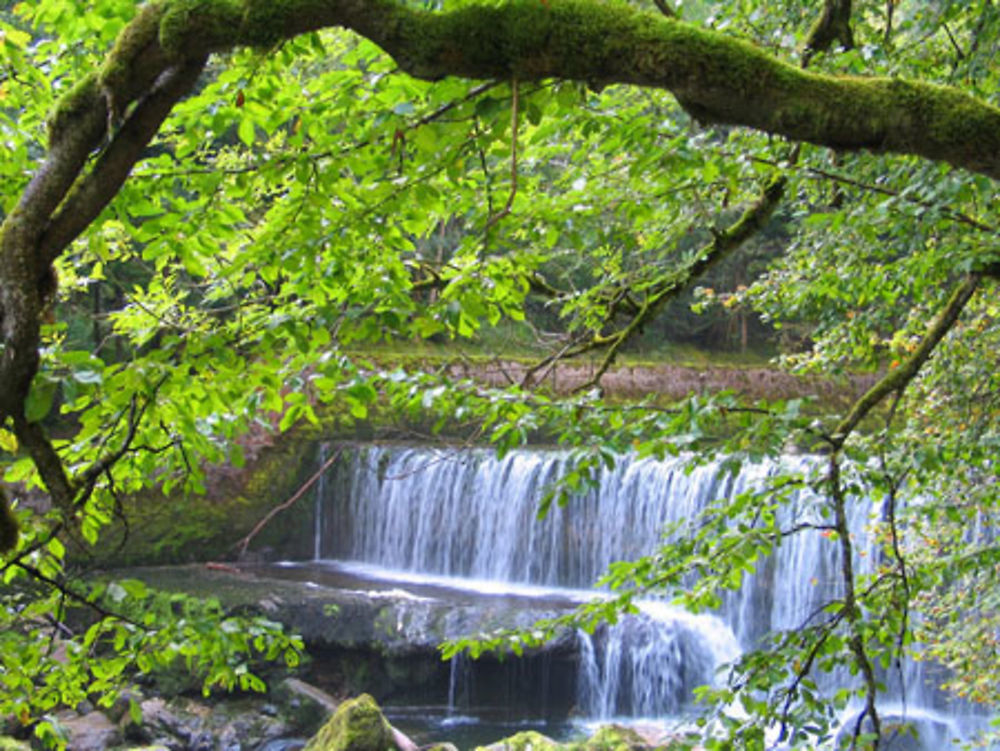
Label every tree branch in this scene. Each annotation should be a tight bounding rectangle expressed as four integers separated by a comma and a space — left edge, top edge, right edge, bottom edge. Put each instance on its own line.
234, 446, 342, 558
802, 0, 854, 66
47, 0, 1000, 186
832, 274, 980, 445
576, 175, 787, 389
38, 58, 208, 265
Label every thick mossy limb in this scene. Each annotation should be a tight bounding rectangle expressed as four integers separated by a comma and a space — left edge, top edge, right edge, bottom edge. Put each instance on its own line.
46, 72, 102, 148
159, 0, 243, 56
46, 0, 1000, 178
159, 0, 333, 55
100, 2, 170, 113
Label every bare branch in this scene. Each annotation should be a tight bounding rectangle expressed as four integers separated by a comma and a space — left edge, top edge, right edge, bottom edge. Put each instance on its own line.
234, 447, 343, 558
484, 79, 520, 235
575, 175, 787, 389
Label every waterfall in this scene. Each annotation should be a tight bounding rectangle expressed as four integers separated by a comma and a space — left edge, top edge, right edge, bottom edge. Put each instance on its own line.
319, 447, 803, 593
314, 444, 983, 739
575, 602, 741, 719
314, 442, 328, 561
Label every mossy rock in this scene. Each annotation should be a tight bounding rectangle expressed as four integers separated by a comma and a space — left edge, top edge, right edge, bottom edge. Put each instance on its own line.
0, 738, 30, 751
581, 725, 653, 751
303, 694, 395, 751
478, 731, 564, 751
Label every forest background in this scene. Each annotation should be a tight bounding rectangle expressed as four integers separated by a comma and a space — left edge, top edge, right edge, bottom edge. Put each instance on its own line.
1, 0, 999, 748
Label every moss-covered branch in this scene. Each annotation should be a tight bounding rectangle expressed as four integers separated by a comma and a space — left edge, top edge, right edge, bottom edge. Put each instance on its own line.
29, 0, 1000, 191
122, 0, 1000, 180
39, 58, 207, 265
579, 175, 787, 388
832, 274, 981, 445
802, 0, 854, 64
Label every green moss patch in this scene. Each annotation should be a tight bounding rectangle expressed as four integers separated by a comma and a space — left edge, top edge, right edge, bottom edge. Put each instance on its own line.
303, 693, 394, 751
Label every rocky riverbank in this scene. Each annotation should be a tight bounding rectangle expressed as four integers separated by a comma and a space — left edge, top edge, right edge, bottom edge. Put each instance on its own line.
0, 676, 687, 751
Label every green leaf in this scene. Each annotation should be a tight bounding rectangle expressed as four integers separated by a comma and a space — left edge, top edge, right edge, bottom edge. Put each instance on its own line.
237, 117, 256, 147
25, 377, 57, 422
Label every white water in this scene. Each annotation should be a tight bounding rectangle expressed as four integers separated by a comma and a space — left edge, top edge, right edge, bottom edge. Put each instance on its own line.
313, 444, 985, 744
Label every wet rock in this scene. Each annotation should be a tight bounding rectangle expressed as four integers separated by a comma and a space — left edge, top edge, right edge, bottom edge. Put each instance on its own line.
581, 725, 653, 751
477, 725, 694, 751
109, 688, 146, 725
60, 711, 122, 751
189, 729, 214, 751
303, 694, 394, 751
259, 741, 307, 751
836, 711, 955, 751
137, 697, 188, 741
477, 731, 562, 751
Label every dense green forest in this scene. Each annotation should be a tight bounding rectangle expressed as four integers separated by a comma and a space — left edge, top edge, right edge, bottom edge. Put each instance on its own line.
1, 0, 999, 748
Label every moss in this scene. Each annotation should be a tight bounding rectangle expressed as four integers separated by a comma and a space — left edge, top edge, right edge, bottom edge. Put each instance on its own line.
397, 0, 652, 81
477, 731, 563, 751
302, 693, 394, 751
75, 420, 318, 567
47, 72, 101, 147
0, 739, 30, 751
159, 0, 311, 55
580, 725, 650, 751
101, 2, 169, 99
159, 0, 243, 57
239, 0, 313, 49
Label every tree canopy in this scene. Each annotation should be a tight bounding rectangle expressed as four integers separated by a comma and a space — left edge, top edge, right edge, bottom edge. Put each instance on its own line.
1, 0, 999, 747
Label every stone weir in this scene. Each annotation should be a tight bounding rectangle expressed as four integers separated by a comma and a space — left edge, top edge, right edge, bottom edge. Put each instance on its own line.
123, 563, 589, 722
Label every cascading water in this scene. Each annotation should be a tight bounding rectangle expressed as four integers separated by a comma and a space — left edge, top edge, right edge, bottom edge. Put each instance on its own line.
313, 442, 328, 561
575, 602, 741, 718
311, 443, 987, 744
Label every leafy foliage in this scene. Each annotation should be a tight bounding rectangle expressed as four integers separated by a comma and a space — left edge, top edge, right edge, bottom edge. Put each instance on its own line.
0, 0, 999, 748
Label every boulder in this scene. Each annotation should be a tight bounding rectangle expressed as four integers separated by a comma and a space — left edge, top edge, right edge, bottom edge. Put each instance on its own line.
60, 711, 122, 751
581, 726, 653, 751
478, 731, 562, 751
303, 694, 394, 751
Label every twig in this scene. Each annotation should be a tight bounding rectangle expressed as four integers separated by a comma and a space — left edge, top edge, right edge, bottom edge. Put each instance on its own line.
652, 0, 676, 18
234, 446, 342, 558
15, 561, 142, 628
484, 79, 520, 235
